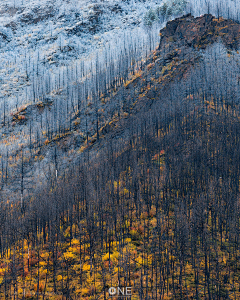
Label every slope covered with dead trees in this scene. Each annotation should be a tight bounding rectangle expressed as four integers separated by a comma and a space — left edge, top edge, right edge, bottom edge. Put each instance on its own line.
1, 13, 240, 300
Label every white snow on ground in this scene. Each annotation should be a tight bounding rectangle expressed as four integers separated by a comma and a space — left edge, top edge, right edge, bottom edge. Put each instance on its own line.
0, 0, 164, 200
0, 0, 239, 200
0, 0, 239, 115
0, 0, 163, 113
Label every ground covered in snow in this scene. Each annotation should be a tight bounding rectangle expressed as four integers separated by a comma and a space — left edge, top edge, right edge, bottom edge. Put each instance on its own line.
0, 0, 162, 107
0, 0, 239, 201
0, 0, 165, 200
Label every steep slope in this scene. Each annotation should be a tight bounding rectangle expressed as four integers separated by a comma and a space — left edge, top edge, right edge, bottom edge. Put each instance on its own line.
87, 13, 240, 150
2, 12, 240, 203
0, 0, 163, 203
1, 13, 240, 300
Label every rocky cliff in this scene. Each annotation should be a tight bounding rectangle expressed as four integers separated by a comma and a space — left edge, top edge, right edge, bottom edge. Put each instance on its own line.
160, 13, 240, 50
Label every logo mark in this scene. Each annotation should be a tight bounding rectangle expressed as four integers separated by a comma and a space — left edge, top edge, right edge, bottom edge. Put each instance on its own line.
108, 287, 132, 297
108, 287, 117, 296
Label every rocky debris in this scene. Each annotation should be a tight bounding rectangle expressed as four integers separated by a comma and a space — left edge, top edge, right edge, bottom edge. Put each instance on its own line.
65, 3, 105, 35
5, 21, 17, 31
19, 6, 55, 25
60, 45, 74, 53
67, 15, 102, 35
110, 4, 123, 13
159, 13, 240, 50
0, 31, 10, 41
0, 25, 12, 42
92, 4, 104, 15
66, 3, 124, 36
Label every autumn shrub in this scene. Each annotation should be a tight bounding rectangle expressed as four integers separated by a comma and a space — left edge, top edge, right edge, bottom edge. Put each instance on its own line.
18, 115, 26, 121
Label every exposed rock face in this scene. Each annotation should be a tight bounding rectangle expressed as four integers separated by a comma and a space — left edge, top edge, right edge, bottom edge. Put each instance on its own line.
0, 27, 12, 42
66, 3, 123, 36
160, 13, 240, 50
19, 6, 55, 24
0, 31, 9, 41
66, 5, 103, 35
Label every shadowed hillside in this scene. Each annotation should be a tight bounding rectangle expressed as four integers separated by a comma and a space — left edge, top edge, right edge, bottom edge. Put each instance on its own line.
1, 13, 240, 299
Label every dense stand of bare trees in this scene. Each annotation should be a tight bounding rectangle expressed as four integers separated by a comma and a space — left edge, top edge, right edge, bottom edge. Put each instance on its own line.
0, 42, 240, 298
0, 27, 160, 200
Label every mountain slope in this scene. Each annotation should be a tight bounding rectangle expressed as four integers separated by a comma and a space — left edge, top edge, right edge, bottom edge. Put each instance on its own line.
1, 13, 240, 300
1, 0, 240, 202
2, 12, 240, 202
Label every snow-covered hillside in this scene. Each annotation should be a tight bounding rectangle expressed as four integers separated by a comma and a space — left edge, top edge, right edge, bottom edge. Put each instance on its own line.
0, 0, 164, 200
0, 0, 240, 201
0, 0, 162, 111
0, 0, 239, 115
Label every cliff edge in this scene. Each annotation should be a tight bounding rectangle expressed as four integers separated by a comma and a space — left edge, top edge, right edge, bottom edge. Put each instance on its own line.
160, 13, 240, 50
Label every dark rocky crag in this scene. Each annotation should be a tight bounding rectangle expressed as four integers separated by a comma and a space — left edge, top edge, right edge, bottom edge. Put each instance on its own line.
99, 13, 240, 140
160, 13, 240, 50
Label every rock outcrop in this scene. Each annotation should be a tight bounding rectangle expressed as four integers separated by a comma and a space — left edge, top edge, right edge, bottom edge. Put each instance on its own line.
160, 13, 240, 50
